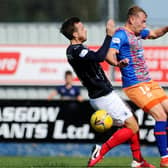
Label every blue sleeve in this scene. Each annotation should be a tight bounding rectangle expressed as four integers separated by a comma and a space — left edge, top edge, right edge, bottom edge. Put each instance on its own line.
140, 29, 150, 39
74, 36, 112, 62
110, 30, 127, 50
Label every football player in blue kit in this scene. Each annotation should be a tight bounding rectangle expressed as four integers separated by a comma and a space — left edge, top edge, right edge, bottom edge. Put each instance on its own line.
106, 6, 168, 167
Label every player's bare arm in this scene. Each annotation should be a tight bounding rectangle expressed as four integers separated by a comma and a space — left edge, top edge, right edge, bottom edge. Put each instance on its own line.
106, 48, 129, 68
106, 48, 119, 66
148, 26, 168, 39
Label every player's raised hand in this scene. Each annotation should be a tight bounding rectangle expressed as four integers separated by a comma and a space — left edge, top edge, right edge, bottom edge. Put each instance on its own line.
106, 19, 115, 36
118, 58, 129, 68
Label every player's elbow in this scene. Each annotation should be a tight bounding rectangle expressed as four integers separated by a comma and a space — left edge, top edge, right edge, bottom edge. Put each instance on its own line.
95, 54, 106, 62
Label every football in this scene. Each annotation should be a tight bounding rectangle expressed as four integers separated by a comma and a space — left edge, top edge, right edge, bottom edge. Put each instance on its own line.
90, 109, 113, 133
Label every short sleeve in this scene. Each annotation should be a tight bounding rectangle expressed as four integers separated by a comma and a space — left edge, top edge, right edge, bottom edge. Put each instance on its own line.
110, 30, 127, 50
140, 29, 150, 39
75, 86, 80, 96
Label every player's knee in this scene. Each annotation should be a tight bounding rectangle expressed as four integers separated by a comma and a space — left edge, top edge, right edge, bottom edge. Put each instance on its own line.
126, 124, 139, 134
150, 110, 167, 121
149, 104, 167, 121
131, 123, 139, 133
155, 113, 167, 121
124, 117, 139, 133
128, 121, 139, 133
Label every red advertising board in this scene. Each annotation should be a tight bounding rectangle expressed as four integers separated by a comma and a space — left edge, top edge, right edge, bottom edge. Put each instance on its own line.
0, 52, 20, 74
114, 46, 168, 84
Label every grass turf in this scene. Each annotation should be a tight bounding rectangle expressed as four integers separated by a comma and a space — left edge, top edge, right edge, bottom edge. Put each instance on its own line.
0, 156, 160, 168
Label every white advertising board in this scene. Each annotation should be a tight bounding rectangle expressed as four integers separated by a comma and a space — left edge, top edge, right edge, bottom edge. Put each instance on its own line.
0, 45, 74, 85
0, 45, 110, 85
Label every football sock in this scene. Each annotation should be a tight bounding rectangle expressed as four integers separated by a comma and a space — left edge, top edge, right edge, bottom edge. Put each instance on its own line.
129, 132, 143, 162
100, 127, 134, 156
154, 121, 168, 157
166, 121, 168, 151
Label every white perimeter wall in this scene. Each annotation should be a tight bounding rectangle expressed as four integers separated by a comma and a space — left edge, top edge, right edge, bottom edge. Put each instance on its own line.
0, 23, 167, 46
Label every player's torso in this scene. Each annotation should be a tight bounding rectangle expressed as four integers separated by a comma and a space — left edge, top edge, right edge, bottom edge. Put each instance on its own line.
66, 44, 113, 98
118, 28, 151, 87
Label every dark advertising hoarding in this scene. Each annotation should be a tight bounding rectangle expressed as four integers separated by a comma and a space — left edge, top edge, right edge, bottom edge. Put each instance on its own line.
0, 100, 155, 144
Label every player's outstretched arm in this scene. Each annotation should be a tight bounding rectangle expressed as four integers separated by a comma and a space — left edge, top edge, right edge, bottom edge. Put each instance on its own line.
148, 26, 168, 39
105, 48, 119, 66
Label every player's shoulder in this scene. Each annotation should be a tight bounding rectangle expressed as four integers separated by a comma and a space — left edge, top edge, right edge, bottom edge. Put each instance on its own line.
115, 27, 126, 33
67, 44, 86, 52
140, 28, 150, 39
114, 27, 127, 38
67, 44, 91, 59
67, 44, 88, 56
111, 27, 127, 43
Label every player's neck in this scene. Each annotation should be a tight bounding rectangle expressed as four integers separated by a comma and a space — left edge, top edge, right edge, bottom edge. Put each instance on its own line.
71, 39, 82, 45
124, 23, 135, 34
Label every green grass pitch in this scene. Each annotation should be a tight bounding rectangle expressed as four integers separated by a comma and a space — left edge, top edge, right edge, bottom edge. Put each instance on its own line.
0, 156, 160, 168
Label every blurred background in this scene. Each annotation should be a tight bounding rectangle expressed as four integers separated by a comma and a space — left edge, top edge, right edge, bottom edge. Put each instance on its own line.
0, 0, 168, 159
